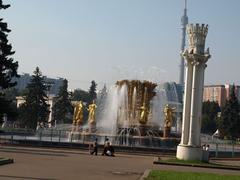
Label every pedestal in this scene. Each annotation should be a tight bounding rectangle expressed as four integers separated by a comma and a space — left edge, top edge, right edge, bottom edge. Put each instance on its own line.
139, 125, 146, 136
163, 127, 171, 138
176, 144, 203, 161
88, 123, 96, 133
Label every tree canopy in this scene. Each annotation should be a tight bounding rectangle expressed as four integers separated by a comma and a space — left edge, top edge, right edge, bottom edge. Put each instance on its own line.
71, 80, 98, 104
0, 0, 18, 89
71, 89, 90, 102
18, 67, 49, 129
201, 101, 221, 134
88, 80, 97, 103
219, 85, 240, 140
0, 0, 19, 120
52, 79, 73, 124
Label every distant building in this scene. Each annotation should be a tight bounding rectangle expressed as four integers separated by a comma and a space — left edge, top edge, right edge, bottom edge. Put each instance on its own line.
13, 73, 64, 95
14, 73, 32, 90
203, 85, 226, 107
203, 84, 240, 107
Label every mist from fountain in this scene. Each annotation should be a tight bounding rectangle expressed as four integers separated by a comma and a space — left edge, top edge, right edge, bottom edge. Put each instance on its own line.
96, 85, 118, 135
151, 88, 167, 129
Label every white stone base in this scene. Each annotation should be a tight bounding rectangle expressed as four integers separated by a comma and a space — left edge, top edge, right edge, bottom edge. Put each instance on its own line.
176, 144, 203, 161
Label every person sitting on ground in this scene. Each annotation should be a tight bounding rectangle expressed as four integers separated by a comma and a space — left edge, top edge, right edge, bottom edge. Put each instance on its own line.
102, 142, 115, 156
101, 137, 109, 154
108, 143, 115, 157
202, 144, 206, 150
102, 140, 109, 156
104, 137, 109, 146
206, 144, 210, 151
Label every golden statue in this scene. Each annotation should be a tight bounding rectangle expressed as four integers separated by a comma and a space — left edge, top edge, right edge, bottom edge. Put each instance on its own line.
87, 100, 97, 125
73, 101, 84, 126
164, 104, 175, 128
139, 103, 148, 125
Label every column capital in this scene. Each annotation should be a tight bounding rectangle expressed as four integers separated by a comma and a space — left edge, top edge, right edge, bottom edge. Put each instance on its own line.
182, 48, 211, 65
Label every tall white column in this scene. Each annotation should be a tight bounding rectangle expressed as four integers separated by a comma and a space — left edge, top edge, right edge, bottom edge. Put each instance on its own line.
180, 59, 193, 145
176, 24, 211, 161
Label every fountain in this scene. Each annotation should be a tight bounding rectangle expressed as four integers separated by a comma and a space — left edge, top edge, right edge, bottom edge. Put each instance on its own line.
52, 79, 182, 148
97, 80, 159, 134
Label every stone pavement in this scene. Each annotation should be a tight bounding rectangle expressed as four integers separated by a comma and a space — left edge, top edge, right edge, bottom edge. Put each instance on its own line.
211, 158, 240, 167
0, 146, 239, 180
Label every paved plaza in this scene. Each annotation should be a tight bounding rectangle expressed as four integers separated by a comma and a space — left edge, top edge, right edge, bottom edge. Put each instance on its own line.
0, 146, 239, 180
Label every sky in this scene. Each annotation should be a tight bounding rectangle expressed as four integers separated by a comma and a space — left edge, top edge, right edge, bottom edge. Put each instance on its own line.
2, 0, 240, 90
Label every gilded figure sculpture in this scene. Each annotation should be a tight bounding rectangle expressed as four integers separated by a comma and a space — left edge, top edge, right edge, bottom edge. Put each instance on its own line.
72, 103, 78, 125
87, 100, 97, 125
139, 103, 148, 125
164, 104, 175, 128
73, 101, 84, 126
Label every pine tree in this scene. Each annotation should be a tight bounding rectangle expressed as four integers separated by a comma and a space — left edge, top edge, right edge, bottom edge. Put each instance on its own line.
201, 101, 221, 134
52, 79, 73, 124
0, 1, 18, 89
88, 80, 97, 103
219, 85, 240, 140
0, 1, 19, 119
19, 67, 49, 129
0, 87, 19, 123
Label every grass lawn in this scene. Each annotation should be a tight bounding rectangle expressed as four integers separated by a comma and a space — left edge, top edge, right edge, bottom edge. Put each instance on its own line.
145, 170, 240, 180
156, 158, 240, 169
161, 158, 210, 165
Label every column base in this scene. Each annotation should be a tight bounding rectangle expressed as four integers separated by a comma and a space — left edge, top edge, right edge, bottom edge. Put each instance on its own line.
176, 144, 203, 161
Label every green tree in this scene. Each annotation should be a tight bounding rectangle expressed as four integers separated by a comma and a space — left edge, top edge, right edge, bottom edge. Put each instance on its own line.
0, 1, 18, 89
71, 89, 90, 102
219, 85, 240, 140
88, 80, 97, 103
18, 67, 49, 129
3, 87, 19, 100
0, 1, 19, 119
201, 101, 220, 134
52, 79, 73, 124
0, 95, 18, 123
1, 87, 19, 122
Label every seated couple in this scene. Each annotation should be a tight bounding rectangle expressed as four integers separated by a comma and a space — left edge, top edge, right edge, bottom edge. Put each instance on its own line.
102, 141, 115, 156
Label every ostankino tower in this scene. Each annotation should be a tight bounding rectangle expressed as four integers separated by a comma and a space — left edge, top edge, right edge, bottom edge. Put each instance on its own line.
179, 0, 188, 86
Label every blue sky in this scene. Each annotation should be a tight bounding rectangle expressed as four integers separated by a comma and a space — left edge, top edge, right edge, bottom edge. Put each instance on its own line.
3, 0, 240, 90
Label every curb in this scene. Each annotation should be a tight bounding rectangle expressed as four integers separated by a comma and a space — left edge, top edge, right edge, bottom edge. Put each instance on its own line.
0, 158, 14, 166
153, 157, 240, 171
211, 158, 240, 161
139, 169, 151, 180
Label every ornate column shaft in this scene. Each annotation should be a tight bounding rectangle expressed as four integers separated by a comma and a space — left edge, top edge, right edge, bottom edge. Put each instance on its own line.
195, 63, 206, 145
188, 60, 203, 146
180, 55, 193, 145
